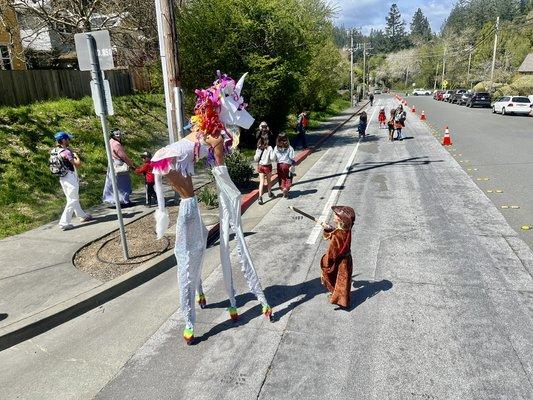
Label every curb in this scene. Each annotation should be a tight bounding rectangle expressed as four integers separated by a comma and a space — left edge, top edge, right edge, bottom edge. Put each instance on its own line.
0, 104, 367, 351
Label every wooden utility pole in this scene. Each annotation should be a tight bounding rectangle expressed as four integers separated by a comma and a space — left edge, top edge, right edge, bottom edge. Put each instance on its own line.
440, 46, 447, 90
466, 49, 473, 89
349, 29, 354, 107
362, 42, 366, 98
433, 62, 439, 90
155, 0, 184, 143
489, 16, 500, 93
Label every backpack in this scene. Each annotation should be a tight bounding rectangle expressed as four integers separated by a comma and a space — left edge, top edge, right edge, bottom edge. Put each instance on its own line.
49, 147, 69, 177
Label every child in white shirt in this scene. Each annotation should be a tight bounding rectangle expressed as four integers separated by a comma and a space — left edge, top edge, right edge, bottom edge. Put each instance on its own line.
272, 133, 295, 198
254, 133, 274, 205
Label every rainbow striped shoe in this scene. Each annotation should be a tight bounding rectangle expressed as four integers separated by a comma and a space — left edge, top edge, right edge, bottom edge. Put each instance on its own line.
196, 293, 207, 309
183, 327, 195, 345
262, 305, 274, 322
228, 306, 239, 322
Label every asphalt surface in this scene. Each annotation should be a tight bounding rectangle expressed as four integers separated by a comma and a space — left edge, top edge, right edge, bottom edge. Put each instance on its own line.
2, 96, 532, 399
404, 95, 533, 250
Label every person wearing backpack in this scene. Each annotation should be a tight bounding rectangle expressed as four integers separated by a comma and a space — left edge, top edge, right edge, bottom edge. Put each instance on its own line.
294, 111, 309, 149
50, 131, 92, 230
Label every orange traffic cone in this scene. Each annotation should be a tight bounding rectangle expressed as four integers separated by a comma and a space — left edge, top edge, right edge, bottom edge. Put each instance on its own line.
411, 106, 416, 112
442, 126, 452, 146
420, 111, 426, 120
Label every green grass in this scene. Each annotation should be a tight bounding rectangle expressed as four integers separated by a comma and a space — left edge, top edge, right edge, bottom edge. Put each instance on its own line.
0, 93, 351, 239
282, 95, 351, 140
0, 93, 167, 238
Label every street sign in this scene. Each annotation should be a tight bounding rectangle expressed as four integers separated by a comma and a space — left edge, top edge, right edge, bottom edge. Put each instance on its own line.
74, 30, 114, 71
90, 79, 114, 116
443, 80, 449, 88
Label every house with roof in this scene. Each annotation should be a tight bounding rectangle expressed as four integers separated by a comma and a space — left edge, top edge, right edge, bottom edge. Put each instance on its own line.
518, 53, 533, 75
0, 3, 26, 70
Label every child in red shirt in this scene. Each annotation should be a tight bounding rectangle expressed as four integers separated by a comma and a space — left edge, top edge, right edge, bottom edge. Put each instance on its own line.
135, 151, 156, 206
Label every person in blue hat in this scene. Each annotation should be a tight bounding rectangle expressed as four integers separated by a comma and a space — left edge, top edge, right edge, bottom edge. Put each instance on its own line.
52, 132, 92, 230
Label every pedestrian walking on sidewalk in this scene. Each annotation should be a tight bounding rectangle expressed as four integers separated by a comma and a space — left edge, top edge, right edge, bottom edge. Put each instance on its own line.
394, 107, 407, 141
256, 121, 276, 147
320, 206, 355, 309
294, 111, 309, 149
273, 133, 295, 199
134, 151, 156, 206
387, 109, 396, 141
378, 107, 386, 128
102, 129, 136, 206
50, 132, 92, 230
254, 133, 275, 205
369, 92, 374, 106
358, 111, 368, 139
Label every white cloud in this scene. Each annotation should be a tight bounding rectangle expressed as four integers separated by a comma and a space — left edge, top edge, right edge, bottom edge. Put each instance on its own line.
332, 0, 455, 34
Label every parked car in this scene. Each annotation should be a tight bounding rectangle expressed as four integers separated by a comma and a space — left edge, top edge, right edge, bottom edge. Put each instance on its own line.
466, 92, 491, 108
492, 96, 532, 115
458, 92, 473, 105
450, 89, 468, 104
412, 88, 432, 96
433, 90, 445, 100
374, 89, 382, 94
443, 90, 456, 102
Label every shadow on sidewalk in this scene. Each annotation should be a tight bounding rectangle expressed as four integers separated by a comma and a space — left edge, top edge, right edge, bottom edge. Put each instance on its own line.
69, 211, 143, 230
0, 313, 7, 322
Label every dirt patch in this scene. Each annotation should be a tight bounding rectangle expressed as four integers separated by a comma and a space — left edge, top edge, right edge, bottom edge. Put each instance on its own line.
74, 180, 258, 283
74, 205, 179, 282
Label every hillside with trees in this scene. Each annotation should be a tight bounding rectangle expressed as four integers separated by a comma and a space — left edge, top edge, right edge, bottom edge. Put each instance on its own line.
337, 1, 533, 97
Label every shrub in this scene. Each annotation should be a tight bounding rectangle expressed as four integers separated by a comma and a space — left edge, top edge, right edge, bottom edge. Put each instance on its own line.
225, 150, 254, 187
197, 185, 219, 208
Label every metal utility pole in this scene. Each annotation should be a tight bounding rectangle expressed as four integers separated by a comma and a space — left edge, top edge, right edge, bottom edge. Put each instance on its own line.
155, 0, 184, 143
86, 34, 129, 260
489, 16, 500, 92
440, 46, 447, 90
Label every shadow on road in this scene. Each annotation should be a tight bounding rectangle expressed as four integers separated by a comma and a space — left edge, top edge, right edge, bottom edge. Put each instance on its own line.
198, 278, 393, 342
288, 188, 318, 199
293, 156, 443, 188
335, 279, 393, 312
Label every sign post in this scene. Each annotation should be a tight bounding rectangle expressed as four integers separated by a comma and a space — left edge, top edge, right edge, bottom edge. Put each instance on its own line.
75, 31, 129, 260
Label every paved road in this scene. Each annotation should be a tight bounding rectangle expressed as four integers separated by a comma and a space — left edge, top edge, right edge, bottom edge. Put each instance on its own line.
2, 96, 532, 399
97, 96, 531, 399
404, 95, 533, 250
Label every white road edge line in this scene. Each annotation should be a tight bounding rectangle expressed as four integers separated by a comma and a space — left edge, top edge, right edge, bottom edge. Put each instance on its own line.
305, 100, 380, 245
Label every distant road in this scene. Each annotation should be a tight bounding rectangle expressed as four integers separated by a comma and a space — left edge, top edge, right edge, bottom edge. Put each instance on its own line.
403, 94, 533, 250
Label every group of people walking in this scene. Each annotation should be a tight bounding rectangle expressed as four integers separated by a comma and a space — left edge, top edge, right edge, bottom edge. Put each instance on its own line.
385, 104, 407, 141
254, 122, 296, 203
50, 129, 156, 230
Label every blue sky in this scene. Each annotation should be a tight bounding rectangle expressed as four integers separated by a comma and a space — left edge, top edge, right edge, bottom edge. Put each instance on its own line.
331, 0, 456, 34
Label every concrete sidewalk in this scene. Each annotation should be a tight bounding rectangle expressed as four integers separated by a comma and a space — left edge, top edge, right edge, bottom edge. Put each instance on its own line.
0, 104, 362, 350
0, 170, 212, 344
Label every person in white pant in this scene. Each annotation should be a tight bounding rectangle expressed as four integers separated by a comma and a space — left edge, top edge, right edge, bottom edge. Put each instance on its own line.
54, 132, 92, 230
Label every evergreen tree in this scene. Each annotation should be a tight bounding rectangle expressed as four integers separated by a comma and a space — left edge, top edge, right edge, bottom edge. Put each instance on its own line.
385, 3, 407, 49
410, 8, 432, 41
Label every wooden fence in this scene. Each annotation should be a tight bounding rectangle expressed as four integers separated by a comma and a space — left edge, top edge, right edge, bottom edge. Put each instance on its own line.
0, 69, 138, 107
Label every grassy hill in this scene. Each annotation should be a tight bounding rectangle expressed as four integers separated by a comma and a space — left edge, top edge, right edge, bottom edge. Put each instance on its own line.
0, 94, 167, 238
